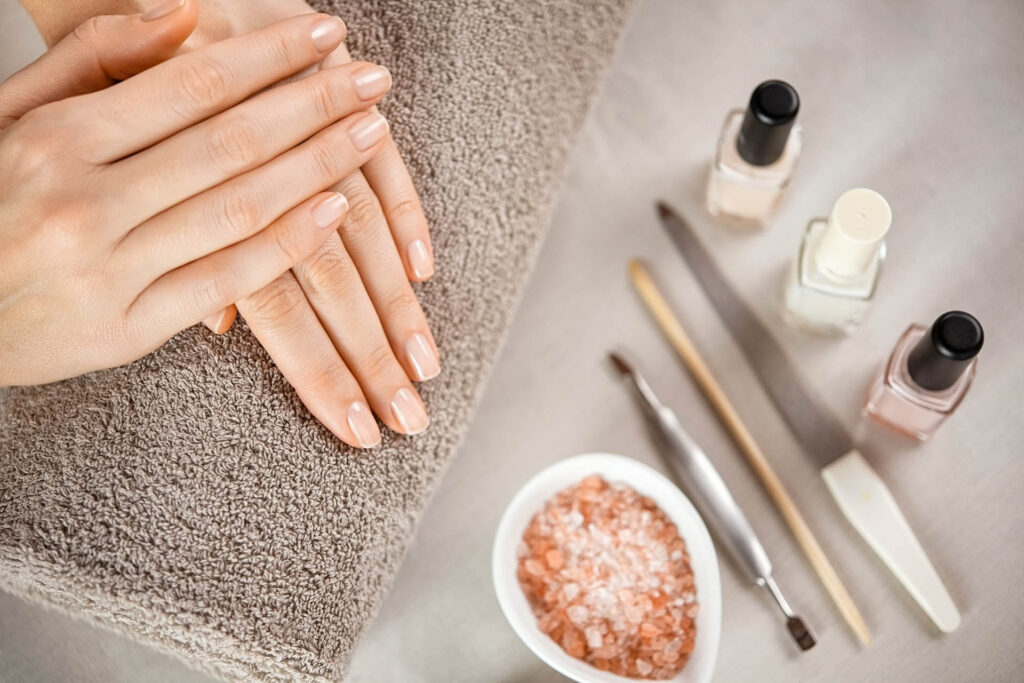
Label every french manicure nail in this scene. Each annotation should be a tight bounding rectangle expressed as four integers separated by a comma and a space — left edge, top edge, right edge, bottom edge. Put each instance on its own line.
352, 65, 392, 101
407, 239, 434, 280
348, 112, 389, 151
310, 17, 345, 51
347, 401, 381, 448
311, 192, 348, 229
405, 333, 440, 381
390, 388, 429, 435
141, 0, 185, 21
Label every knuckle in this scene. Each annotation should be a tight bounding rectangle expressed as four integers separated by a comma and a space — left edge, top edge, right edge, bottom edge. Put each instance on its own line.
340, 193, 382, 233
40, 204, 89, 253
205, 116, 264, 171
304, 362, 350, 396
359, 342, 400, 379
379, 286, 419, 323
7, 108, 66, 175
71, 17, 102, 47
269, 219, 312, 265
301, 244, 352, 298
308, 77, 343, 122
175, 58, 231, 115
306, 137, 346, 181
387, 195, 423, 223
243, 275, 306, 321
210, 181, 264, 239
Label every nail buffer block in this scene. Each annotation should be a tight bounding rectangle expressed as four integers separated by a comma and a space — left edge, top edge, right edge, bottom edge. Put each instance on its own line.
655, 201, 960, 633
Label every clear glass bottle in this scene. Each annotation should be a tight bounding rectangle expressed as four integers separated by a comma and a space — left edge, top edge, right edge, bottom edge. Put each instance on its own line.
707, 80, 802, 226
864, 311, 983, 441
782, 188, 891, 335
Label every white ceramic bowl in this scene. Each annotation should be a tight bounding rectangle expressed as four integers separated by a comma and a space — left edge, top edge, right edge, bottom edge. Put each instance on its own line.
492, 453, 721, 683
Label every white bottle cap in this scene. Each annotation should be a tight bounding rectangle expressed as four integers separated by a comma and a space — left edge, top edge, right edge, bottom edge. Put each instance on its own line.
817, 188, 892, 278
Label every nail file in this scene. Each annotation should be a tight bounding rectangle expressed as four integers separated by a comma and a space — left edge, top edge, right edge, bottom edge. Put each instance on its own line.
655, 201, 960, 633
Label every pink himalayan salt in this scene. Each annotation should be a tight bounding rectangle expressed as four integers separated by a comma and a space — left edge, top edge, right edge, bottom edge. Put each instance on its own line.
517, 475, 698, 680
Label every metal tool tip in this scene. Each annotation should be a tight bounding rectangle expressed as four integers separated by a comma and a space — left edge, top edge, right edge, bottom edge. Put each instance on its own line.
786, 617, 816, 651
608, 351, 633, 377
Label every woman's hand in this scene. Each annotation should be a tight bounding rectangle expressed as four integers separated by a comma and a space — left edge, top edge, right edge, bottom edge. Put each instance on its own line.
182, 1, 440, 444
0, 6, 393, 415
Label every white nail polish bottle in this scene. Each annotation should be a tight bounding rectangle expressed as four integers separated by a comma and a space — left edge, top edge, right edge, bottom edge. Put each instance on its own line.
706, 80, 802, 226
782, 188, 892, 335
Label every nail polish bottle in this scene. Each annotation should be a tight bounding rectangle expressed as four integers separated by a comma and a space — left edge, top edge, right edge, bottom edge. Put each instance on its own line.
782, 188, 891, 335
706, 80, 802, 225
864, 311, 983, 441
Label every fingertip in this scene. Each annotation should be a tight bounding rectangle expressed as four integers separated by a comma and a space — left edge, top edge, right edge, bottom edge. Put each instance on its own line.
202, 305, 236, 334
406, 238, 435, 281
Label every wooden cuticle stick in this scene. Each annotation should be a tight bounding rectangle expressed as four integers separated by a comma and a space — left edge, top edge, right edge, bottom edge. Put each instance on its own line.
629, 259, 871, 646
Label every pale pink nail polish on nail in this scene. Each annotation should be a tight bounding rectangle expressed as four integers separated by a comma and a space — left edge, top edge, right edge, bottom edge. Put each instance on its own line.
346, 401, 381, 448
141, 0, 185, 21
407, 239, 434, 280
390, 388, 428, 434
352, 65, 392, 100
348, 113, 389, 151
405, 333, 440, 381
311, 192, 348, 229
310, 17, 345, 51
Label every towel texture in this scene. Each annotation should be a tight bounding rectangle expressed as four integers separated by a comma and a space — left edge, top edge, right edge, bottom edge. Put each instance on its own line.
0, 0, 635, 680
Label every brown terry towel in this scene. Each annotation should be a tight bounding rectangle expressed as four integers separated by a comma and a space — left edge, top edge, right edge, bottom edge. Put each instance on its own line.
0, 0, 637, 680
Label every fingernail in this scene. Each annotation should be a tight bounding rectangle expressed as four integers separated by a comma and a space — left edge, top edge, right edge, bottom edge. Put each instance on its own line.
202, 308, 233, 334
141, 0, 185, 21
405, 333, 440, 381
311, 192, 348, 229
407, 239, 434, 280
390, 388, 429, 435
311, 17, 346, 51
346, 401, 381, 448
352, 65, 392, 101
348, 112, 389, 151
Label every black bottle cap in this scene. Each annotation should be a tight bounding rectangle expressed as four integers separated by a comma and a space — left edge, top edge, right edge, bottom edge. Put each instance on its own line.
736, 80, 800, 166
906, 311, 984, 391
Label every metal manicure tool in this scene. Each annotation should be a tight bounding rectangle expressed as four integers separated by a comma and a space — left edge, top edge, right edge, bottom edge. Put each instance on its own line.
610, 352, 815, 651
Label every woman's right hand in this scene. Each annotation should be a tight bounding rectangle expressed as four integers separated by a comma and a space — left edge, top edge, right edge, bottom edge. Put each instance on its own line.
0, 10, 392, 392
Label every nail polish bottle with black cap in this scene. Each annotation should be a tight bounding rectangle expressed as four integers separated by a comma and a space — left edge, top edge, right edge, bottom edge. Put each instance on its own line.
864, 311, 984, 441
707, 80, 802, 225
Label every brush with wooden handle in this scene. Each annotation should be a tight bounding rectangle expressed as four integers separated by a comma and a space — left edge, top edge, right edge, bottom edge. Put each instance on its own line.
629, 259, 872, 646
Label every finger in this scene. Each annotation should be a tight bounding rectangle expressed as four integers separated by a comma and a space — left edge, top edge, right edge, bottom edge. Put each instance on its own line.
362, 139, 434, 281
130, 191, 348, 336
335, 171, 441, 383
78, 12, 347, 162
0, 0, 198, 128
112, 62, 390, 224
237, 271, 381, 449
202, 304, 236, 334
119, 110, 391, 279
291, 234, 430, 435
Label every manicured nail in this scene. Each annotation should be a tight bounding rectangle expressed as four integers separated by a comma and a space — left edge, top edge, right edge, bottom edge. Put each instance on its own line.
352, 65, 392, 100
141, 0, 185, 21
407, 239, 434, 280
311, 192, 348, 229
202, 308, 233, 334
346, 401, 381, 448
310, 17, 346, 52
405, 333, 440, 381
390, 388, 429, 434
348, 112, 389, 151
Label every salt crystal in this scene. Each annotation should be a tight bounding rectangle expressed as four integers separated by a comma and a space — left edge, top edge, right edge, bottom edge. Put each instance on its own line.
636, 659, 653, 676
585, 626, 604, 649
563, 583, 580, 601
567, 605, 589, 624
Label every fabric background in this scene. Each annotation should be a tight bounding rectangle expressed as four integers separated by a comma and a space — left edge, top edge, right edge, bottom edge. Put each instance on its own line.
0, 1, 637, 680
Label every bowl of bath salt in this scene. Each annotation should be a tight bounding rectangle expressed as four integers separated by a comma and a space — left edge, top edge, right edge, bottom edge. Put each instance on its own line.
493, 453, 721, 683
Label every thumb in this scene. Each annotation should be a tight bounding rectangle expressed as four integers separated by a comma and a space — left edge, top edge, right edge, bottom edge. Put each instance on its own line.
0, 0, 198, 127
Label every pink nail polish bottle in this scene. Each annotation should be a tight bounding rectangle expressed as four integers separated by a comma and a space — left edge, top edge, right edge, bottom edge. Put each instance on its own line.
864, 311, 983, 442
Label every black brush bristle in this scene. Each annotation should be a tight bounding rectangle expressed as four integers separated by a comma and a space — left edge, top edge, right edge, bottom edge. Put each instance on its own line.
787, 617, 816, 651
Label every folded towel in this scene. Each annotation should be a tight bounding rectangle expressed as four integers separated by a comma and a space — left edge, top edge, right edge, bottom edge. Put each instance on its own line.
0, 0, 636, 679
